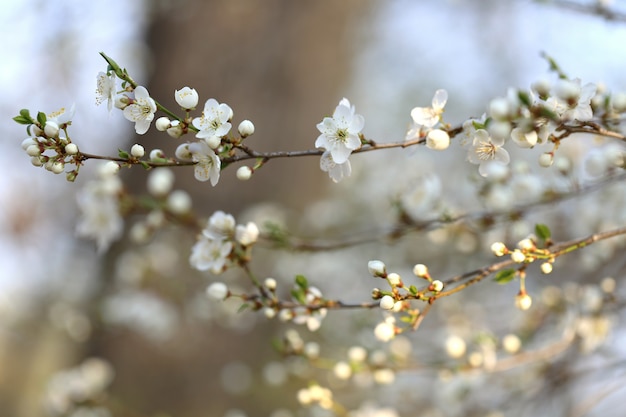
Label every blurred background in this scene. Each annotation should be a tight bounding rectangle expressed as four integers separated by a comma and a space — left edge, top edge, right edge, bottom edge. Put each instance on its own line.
2, 0, 626, 416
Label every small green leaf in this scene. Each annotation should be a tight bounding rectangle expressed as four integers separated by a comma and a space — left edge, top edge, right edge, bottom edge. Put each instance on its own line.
408, 285, 418, 295
140, 161, 150, 170
291, 288, 306, 304
517, 90, 532, 107
295, 274, 308, 290
535, 223, 551, 241
237, 303, 250, 313
118, 149, 130, 159
36, 111, 47, 127
494, 269, 517, 284
13, 115, 32, 125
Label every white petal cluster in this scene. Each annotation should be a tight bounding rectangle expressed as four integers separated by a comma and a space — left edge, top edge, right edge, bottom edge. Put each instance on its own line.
123, 86, 157, 134
315, 98, 364, 182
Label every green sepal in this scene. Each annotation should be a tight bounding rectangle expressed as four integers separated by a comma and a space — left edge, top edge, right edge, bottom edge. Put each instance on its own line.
535, 223, 551, 241
140, 161, 150, 170
494, 269, 517, 284
36, 111, 47, 127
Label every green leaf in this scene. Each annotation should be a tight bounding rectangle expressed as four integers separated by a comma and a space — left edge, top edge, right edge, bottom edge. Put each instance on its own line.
36, 111, 47, 127
494, 269, 517, 284
291, 288, 306, 304
140, 161, 150, 170
295, 274, 308, 290
13, 115, 33, 125
118, 149, 130, 159
517, 90, 532, 107
535, 223, 551, 241
408, 285, 418, 295
237, 303, 250, 313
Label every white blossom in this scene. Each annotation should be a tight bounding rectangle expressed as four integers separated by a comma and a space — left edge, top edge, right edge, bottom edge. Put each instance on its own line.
467, 129, 510, 177
95, 71, 116, 113
174, 86, 199, 110
189, 237, 232, 273
315, 98, 364, 164
409, 89, 447, 128
123, 86, 157, 134
188, 141, 221, 185
320, 150, 352, 183
192, 98, 233, 139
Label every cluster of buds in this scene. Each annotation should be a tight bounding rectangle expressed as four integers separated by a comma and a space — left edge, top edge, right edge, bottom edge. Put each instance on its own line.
16, 107, 82, 181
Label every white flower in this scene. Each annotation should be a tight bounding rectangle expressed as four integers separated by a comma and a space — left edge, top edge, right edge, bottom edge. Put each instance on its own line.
319, 150, 351, 183
95, 71, 116, 113
47, 104, 76, 128
315, 98, 364, 164
76, 175, 124, 253
204, 211, 236, 240
188, 141, 221, 185
467, 129, 510, 177
174, 86, 199, 110
189, 237, 232, 273
552, 79, 596, 121
409, 89, 447, 128
192, 98, 233, 139
123, 86, 157, 134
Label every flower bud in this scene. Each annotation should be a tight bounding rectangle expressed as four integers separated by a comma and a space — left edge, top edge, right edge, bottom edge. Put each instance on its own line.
149, 149, 165, 160
130, 144, 145, 158
175, 143, 192, 160
166, 120, 183, 139
206, 135, 221, 149
431, 280, 444, 292
539, 152, 554, 168
490, 242, 507, 257
206, 282, 229, 300
166, 190, 192, 214
65, 143, 78, 155
412, 263, 428, 278
367, 260, 386, 277
379, 295, 395, 310
236, 166, 252, 181
264, 277, 277, 290
44, 121, 60, 137
540, 262, 553, 274
147, 168, 175, 196
510, 249, 526, 263
386, 273, 401, 287
426, 129, 450, 151
238, 120, 255, 137
51, 161, 65, 174
515, 292, 532, 310
26, 144, 41, 157
155, 117, 171, 132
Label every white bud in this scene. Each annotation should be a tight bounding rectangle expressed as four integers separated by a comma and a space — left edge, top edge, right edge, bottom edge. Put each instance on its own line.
540, 262, 553, 274
235, 222, 259, 246
147, 168, 175, 196
99, 161, 120, 177
264, 277, 277, 290
554, 79, 581, 101
64, 143, 78, 155
238, 120, 255, 138
333, 361, 352, 380
166, 121, 183, 139
386, 273, 401, 287
174, 86, 199, 110
445, 335, 466, 358
149, 149, 165, 160
130, 144, 145, 158
531, 77, 551, 97
175, 143, 192, 160
412, 263, 428, 277
426, 129, 450, 150
515, 293, 532, 310
206, 282, 229, 300
489, 97, 510, 119
206, 135, 221, 150
166, 190, 192, 214
263, 307, 276, 319
155, 117, 171, 132
490, 242, 507, 257
538, 152, 554, 168
488, 120, 512, 140
511, 249, 526, 263
502, 334, 521, 354
431, 280, 444, 292
44, 121, 60, 137
236, 166, 252, 181
374, 321, 395, 342
51, 161, 65, 174
379, 295, 395, 310
21, 138, 36, 150
31, 156, 43, 167
367, 260, 386, 277
26, 144, 41, 157
517, 238, 534, 251
347, 346, 367, 362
